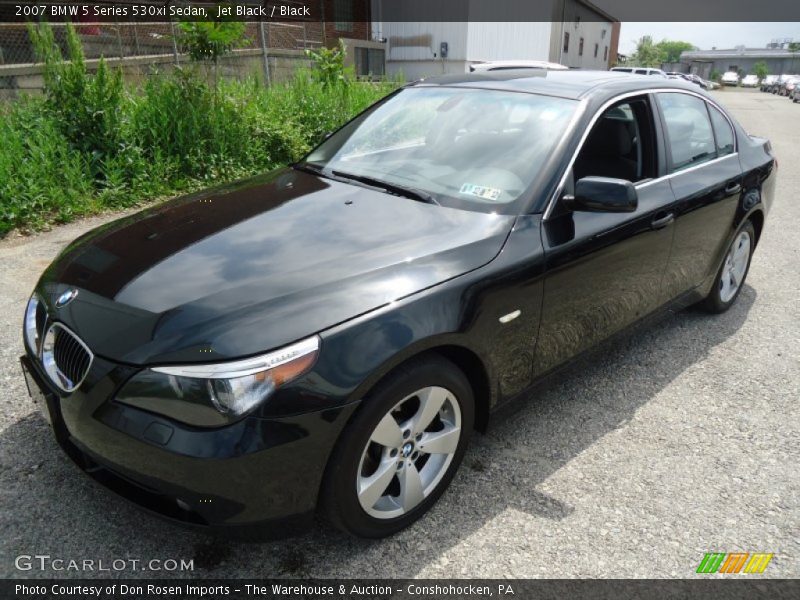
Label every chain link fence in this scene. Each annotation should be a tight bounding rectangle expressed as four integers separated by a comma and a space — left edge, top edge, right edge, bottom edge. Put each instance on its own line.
0, 21, 325, 97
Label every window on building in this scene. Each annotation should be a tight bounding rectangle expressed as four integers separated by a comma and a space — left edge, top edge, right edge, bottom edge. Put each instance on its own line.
604, 46, 608, 61
657, 92, 717, 172
354, 47, 386, 78
579, 38, 584, 56
563, 32, 570, 54
334, 0, 354, 32
594, 43, 599, 58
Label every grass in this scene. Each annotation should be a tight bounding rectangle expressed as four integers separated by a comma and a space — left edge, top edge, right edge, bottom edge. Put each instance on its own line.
0, 30, 399, 236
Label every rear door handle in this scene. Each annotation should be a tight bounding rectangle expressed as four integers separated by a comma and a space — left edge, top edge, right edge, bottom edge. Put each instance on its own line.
725, 182, 742, 195
651, 213, 675, 230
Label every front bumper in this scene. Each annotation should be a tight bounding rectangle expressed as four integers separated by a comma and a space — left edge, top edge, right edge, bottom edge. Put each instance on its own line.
20, 354, 357, 540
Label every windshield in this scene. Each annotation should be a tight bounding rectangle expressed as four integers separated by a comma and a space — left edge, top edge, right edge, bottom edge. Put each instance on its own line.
302, 86, 578, 214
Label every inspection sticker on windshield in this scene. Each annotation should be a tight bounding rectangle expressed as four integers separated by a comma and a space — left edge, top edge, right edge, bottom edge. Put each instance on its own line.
459, 183, 502, 201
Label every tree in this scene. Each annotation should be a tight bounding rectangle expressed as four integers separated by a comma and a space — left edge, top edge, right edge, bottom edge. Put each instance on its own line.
656, 40, 696, 64
788, 42, 800, 52
177, 21, 247, 63
177, 19, 247, 90
304, 40, 353, 87
752, 61, 769, 81
629, 36, 663, 68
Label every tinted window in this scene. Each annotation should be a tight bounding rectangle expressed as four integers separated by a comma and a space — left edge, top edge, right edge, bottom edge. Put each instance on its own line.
657, 93, 717, 171
708, 104, 735, 156
306, 87, 578, 214
573, 97, 657, 183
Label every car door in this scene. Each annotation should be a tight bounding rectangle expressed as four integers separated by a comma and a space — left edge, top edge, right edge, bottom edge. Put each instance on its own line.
654, 92, 742, 301
533, 94, 676, 377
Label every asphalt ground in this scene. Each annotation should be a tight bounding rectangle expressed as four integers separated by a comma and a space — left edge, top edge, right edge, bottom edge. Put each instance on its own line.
0, 88, 797, 579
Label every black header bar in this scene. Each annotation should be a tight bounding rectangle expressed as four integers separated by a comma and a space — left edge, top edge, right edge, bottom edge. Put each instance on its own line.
1, 1, 800, 23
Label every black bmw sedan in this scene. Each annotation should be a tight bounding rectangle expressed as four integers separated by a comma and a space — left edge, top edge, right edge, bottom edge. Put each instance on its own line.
21, 70, 775, 539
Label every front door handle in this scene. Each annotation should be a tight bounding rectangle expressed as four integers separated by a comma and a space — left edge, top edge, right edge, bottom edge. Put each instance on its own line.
725, 182, 742, 195
651, 213, 675, 230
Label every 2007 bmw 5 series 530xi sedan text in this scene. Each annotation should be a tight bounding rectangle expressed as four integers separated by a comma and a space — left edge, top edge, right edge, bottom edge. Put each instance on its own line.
20, 70, 775, 539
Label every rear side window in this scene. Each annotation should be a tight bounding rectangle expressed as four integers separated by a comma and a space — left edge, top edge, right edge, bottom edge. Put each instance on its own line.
708, 104, 735, 156
657, 93, 717, 172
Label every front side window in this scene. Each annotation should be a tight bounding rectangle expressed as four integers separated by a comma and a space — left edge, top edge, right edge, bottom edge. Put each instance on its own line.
708, 104, 735, 156
657, 93, 717, 172
305, 87, 579, 214
573, 97, 656, 184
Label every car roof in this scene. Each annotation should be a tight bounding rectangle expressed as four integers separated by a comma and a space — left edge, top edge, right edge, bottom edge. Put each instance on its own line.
411, 69, 703, 101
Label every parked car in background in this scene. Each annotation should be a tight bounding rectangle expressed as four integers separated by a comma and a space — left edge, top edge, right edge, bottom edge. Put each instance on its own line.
790, 85, 800, 102
741, 74, 760, 88
769, 75, 795, 94
686, 73, 712, 89
721, 71, 740, 86
779, 76, 800, 97
610, 67, 668, 78
705, 79, 721, 90
760, 75, 779, 91
470, 60, 568, 72
20, 71, 776, 539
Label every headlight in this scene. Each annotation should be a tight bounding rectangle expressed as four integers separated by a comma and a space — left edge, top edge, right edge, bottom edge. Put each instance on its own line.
116, 336, 320, 427
24, 294, 41, 354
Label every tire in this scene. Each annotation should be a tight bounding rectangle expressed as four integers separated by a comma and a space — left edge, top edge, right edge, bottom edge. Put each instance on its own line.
700, 220, 756, 313
322, 355, 474, 538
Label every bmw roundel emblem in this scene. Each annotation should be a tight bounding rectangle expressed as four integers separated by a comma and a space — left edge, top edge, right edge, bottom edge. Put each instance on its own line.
55, 288, 79, 308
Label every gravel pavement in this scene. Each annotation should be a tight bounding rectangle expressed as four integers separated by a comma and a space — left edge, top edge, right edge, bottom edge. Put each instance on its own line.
1, 88, 798, 579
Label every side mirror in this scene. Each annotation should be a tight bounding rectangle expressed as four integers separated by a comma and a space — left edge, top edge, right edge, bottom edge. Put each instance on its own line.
566, 176, 638, 213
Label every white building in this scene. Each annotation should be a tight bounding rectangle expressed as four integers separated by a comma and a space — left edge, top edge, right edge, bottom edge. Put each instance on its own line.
371, 0, 620, 80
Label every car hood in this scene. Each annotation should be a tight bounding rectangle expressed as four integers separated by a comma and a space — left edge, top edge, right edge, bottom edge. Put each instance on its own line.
39, 168, 515, 365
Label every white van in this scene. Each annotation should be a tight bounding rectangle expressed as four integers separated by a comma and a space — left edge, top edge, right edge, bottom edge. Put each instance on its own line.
610, 67, 668, 78
721, 71, 740, 86
469, 60, 569, 72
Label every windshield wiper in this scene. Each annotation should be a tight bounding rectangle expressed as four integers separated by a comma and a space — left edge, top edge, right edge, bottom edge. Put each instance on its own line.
294, 163, 440, 206
331, 170, 440, 206
292, 162, 333, 179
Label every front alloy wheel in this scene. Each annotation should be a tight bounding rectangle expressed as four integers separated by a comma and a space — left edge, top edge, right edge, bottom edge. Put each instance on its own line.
323, 355, 474, 538
357, 386, 462, 519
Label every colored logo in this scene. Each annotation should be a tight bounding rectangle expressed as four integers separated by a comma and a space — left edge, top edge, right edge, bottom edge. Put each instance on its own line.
696, 552, 774, 574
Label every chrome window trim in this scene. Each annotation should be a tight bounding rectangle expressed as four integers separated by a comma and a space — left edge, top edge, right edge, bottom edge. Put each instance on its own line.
41, 322, 95, 393
634, 153, 739, 190
543, 87, 739, 221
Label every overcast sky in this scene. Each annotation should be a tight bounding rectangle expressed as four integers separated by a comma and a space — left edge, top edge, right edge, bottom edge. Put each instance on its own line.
618, 22, 800, 54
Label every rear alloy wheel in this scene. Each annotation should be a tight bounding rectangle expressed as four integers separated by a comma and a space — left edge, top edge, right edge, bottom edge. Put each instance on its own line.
322, 356, 473, 538
701, 221, 755, 313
